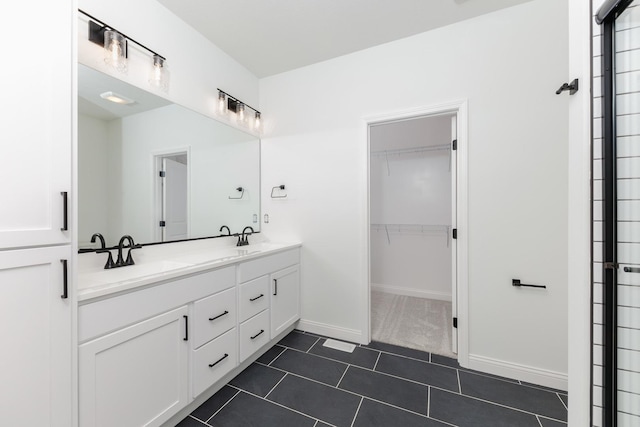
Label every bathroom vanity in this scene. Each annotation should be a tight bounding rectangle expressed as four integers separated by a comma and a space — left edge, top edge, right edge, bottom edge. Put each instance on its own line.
77, 240, 300, 427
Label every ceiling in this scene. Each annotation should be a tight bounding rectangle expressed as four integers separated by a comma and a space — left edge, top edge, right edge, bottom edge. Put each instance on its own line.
157, 0, 534, 78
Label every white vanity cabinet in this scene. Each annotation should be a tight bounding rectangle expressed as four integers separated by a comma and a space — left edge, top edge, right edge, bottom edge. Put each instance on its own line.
238, 248, 300, 357
79, 306, 189, 427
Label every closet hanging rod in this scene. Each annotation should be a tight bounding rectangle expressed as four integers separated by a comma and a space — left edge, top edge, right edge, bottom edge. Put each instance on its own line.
370, 144, 450, 157
370, 223, 450, 231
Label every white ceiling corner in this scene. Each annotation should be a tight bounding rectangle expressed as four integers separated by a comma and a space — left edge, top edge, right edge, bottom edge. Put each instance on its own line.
156, 0, 534, 78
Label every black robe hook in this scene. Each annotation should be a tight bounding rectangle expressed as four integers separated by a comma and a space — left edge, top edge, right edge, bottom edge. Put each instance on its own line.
556, 78, 579, 95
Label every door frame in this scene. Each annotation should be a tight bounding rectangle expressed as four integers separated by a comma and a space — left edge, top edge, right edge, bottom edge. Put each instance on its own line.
363, 99, 469, 365
152, 148, 191, 242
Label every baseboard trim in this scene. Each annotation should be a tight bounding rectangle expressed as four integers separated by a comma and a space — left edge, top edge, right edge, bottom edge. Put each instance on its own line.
467, 354, 568, 391
296, 319, 365, 344
371, 283, 452, 302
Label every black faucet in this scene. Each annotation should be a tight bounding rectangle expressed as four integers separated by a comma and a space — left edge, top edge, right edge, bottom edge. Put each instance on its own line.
90, 233, 106, 249
219, 225, 231, 236
116, 235, 140, 267
237, 226, 254, 246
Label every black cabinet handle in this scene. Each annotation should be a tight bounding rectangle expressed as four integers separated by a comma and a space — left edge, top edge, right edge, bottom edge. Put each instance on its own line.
274, 279, 278, 296
60, 192, 68, 231
250, 329, 265, 340
512, 279, 546, 289
208, 353, 229, 368
183, 315, 189, 341
249, 294, 264, 302
209, 310, 229, 321
60, 259, 68, 299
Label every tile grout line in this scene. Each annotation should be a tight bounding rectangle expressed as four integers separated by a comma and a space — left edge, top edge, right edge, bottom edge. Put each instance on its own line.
536, 414, 544, 427
265, 372, 289, 399
268, 346, 288, 366
186, 415, 211, 426
456, 369, 462, 394
227, 385, 333, 426
349, 397, 364, 427
427, 386, 431, 417
313, 421, 318, 427
306, 337, 321, 354
557, 392, 568, 410
336, 364, 351, 388
372, 352, 382, 371
205, 389, 241, 423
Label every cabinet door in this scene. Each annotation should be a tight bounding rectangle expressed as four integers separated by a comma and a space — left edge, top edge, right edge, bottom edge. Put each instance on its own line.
0, 1, 72, 250
79, 306, 189, 427
0, 246, 72, 427
270, 265, 300, 337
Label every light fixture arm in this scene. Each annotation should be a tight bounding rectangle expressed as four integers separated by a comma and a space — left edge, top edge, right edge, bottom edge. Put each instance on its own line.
79, 9, 166, 62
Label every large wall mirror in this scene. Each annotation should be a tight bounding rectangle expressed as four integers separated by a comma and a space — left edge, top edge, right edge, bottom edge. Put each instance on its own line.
78, 64, 260, 249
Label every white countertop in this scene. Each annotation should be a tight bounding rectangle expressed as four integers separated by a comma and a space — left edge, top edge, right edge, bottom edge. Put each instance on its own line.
77, 238, 301, 302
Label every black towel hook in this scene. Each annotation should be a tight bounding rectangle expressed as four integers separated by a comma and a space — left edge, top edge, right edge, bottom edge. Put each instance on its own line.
556, 78, 579, 95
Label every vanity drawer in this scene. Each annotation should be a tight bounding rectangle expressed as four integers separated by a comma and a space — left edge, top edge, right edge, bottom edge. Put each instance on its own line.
239, 276, 269, 322
192, 287, 236, 349
238, 249, 299, 283
192, 328, 237, 398
239, 309, 270, 362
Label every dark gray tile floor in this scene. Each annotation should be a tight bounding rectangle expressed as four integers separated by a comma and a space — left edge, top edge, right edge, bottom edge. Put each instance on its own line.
177, 330, 568, 427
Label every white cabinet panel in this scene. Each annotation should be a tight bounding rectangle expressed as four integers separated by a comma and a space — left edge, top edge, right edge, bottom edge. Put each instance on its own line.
192, 287, 236, 349
238, 249, 299, 283
0, 246, 72, 427
79, 306, 189, 427
0, 1, 72, 250
192, 328, 238, 398
239, 275, 269, 322
270, 265, 300, 337
239, 309, 270, 362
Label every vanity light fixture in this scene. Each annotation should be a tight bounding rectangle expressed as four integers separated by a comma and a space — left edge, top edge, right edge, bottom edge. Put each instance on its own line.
216, 88, 262, 133
80, 9, 169, 91
100, 91, 135, 105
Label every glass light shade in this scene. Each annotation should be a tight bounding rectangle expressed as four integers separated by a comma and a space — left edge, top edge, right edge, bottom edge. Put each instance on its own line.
217, 91, 227, 117
104, 30, 127, 73
237, 103, 247, 126
149, 55, 169, 92
253, 112, 262, 132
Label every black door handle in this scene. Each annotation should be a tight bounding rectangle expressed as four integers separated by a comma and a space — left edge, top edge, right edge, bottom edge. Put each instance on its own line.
60, 259, 68, 299
60, 192, 68, 231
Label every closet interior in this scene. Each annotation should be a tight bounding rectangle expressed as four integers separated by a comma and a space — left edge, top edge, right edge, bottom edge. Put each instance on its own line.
369, 114, 456, 358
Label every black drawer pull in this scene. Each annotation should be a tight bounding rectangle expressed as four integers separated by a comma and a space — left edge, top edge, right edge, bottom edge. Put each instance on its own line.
249, 294, 264, 302
60, 259, 68, 299
624, 267, 640, 273
209, 310, 229, 321
183, 315, 189, 341
512, 279, 546, 289
209, 353, 229, 368
60, 192, 68, 231
250, 329, 265, 340
274, 279, 278, 296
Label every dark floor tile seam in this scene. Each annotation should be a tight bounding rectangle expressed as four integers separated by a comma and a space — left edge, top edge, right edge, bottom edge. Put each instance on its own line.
349, 397, 364, 427
267, 346, 288, 366
557, 393, 568, 411
434, 387, 568, 423
226, 385, 334, 426
186, 415, 212, 426
372, 352, 382, 370
264, 371, 290, 399
204, 389, 241, 423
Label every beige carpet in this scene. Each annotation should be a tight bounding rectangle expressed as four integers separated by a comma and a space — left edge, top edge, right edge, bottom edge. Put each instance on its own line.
371, 291, 456, 359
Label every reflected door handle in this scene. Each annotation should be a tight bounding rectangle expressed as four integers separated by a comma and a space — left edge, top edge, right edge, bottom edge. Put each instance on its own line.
624, 267, 640, 273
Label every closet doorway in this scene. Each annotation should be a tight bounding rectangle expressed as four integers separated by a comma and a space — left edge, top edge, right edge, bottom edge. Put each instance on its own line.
368, 112, 458, 358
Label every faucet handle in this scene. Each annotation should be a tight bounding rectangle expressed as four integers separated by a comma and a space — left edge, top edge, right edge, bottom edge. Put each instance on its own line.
96, 249, 115, 269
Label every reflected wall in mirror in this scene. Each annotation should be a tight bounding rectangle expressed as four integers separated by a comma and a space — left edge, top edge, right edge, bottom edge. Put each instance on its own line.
78, 64, 260, 249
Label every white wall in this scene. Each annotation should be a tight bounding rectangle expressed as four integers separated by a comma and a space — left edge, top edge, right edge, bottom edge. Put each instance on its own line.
370, 116, 452, 300
78, 114, 109, 246
78, 0, 258, 128
260, 0, 569, 387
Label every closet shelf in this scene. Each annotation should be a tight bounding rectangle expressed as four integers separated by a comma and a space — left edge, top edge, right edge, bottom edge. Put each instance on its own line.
370, 144, 450, 157
370, 223, 450, 233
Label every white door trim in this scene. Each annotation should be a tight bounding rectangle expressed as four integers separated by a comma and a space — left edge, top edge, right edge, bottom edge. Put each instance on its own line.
362, 100, 469, 365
